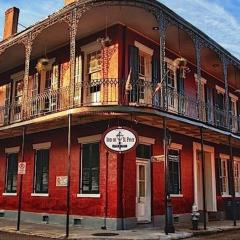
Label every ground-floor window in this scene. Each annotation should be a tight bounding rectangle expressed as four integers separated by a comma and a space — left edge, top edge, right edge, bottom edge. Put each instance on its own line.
220, 158, 229, 195
5, 153, 18, 193
234, 160, 240, 195
81, 142, 100, 194
34, 149, 49, 193
136, 144, 151, 159
168, 149, 181, 195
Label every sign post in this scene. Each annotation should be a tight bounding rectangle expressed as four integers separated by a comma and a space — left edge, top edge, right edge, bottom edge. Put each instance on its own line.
17, 127, 26, 232
102, 126, 138, 230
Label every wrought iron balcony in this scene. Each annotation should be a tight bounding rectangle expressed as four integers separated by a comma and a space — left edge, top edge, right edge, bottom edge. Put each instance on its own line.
0, 78, 238, 134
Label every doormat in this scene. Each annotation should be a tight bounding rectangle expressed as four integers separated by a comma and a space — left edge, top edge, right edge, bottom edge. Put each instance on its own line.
92, 232, 119, 236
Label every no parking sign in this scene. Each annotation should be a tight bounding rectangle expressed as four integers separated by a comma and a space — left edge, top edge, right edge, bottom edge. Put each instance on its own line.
18, 162, 26, 175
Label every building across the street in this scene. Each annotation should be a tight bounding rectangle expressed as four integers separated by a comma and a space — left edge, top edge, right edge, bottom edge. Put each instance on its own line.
0, 0, 240, 230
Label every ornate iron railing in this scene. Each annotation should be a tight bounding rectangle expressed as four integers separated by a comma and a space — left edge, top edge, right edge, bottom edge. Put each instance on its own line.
0, 78, 238, 134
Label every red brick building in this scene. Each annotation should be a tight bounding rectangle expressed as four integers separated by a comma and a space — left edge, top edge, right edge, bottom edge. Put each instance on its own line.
0, 0, 240, 230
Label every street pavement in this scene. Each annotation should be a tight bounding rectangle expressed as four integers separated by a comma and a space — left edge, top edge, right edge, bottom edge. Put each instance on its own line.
189, 230, 240, 239
0, 218, 240, 240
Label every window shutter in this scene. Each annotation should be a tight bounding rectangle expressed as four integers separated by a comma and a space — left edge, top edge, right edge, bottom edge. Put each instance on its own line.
177, 69, 185, 114
227, 159, 234, 195
152, 56, 159, 106
215, 157, 222, 195
237, 100, 240, 130
205, 86, 213, 123
177, 69, 184, 94
129, 46, 139, 102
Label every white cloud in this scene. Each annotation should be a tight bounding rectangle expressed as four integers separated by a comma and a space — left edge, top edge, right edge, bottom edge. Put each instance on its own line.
159, 0, 240, 59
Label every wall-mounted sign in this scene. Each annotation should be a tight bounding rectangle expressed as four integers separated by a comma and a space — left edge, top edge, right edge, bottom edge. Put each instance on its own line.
103, 127, 138, 153
18, 162, 26, 175
151, 155, 165, 162
56, 176, 68, 187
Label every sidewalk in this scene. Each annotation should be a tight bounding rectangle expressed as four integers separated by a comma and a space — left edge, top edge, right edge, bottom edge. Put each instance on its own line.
0, 218, 240, 240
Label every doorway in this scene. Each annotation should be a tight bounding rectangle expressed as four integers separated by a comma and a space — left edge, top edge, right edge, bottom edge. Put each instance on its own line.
193, 143, 217, 212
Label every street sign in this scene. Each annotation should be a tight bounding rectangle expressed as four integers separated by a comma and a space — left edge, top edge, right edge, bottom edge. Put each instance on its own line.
18, 162, 26, 175
103, 126, 138, 153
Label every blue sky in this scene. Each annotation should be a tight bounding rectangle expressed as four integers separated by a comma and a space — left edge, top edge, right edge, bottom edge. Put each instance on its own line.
0, 0, 240, 59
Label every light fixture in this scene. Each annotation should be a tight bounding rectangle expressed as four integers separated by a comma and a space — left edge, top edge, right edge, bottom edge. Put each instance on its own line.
152, 26, 159, 31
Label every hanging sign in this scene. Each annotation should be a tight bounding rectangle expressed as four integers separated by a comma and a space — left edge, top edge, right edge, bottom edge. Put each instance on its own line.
103, 127, 138, 153
18, 162, 26, 175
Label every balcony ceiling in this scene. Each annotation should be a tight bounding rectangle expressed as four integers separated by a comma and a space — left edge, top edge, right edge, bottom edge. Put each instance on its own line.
0, 4, 239, 88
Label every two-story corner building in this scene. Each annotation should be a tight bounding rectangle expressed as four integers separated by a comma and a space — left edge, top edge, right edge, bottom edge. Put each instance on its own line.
0, 0, 240, 230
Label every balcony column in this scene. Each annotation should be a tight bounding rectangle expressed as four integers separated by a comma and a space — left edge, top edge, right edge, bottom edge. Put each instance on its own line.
194, 36, 202, 120
22, 36, 33, 120
222, 55, 230, 129
158, 11, 168, 110
68, 8, 78, 108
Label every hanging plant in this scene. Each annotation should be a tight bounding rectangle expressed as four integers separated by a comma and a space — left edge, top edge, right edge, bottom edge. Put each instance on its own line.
36, 58, 51, 73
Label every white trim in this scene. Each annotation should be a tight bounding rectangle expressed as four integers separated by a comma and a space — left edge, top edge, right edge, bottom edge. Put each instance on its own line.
220, 153, 230, 160
194, 74, 207, 84
216, 85, 225, 94
193, 142, 217, 212
134, 41, 153, 56
5, 146, 20, 154
11, 71, 24, 81
230, 93, 238, 101
77, 134, 102, 144
170, 194, 183, 198
170, 143, 183, 150
33, 142, 51, 150
139, 136, 155, 145
77, 194, 100, 198
234, 156, 240, 161
2, 192, 17, 196
31, 193, 49, 197
222, 194, 232, 198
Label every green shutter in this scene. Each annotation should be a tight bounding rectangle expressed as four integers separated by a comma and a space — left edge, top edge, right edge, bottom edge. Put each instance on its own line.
215, 157, 222, 195
227, 159, 234, 195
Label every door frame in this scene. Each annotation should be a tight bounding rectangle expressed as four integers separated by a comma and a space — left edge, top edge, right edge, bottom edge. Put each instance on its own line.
193, 142, 217, 212
136, 158, 151, 222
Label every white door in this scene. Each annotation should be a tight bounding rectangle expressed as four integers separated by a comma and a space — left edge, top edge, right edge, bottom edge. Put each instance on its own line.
136, 160, 151, 222
195, 148, 217, 212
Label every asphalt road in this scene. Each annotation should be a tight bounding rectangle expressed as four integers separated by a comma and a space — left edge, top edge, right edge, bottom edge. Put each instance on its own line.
1, 230, 240, 240
189, 230, 240, 240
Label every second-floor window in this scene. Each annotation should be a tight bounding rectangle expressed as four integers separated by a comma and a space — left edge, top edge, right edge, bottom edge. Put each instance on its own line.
87, 50, 102, 103
5, 153, 18, 193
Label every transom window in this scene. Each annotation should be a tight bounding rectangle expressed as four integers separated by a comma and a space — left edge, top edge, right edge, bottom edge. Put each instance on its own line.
5, 153, 18, 193
136, 144, 151, 159
81, 142, 100, 194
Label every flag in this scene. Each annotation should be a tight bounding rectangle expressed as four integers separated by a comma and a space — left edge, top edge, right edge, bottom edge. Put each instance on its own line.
125, 68, 132, 92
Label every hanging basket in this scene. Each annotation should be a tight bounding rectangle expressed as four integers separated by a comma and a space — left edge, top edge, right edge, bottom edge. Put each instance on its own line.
36, 58, 51, 73
173, 57, 187, 68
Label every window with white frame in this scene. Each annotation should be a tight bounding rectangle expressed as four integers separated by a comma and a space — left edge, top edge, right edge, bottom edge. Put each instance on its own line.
80, 142, 100, 194
165, 58, 177, 110
220, 157, 229, 196
234, 158, 240, 195
34, 149, 49, 194
168, 147, 181, 195
229, 94, 238, 131
5, 153, 18, 193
